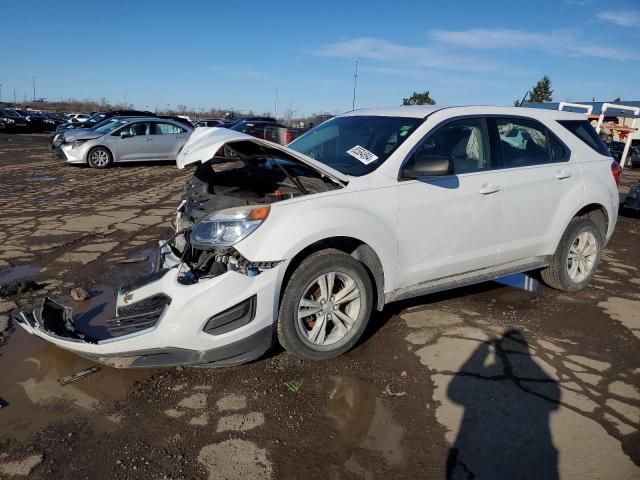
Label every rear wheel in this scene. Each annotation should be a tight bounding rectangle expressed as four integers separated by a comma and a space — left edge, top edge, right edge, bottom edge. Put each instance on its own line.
87, 147, 112, 168
540, 218, 602, 291
277, 249, 373, 361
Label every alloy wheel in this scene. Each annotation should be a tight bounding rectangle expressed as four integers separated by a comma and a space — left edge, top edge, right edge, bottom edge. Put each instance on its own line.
567, 231, 598, 283
296, 272, 362, 346
90, 149, 110, 167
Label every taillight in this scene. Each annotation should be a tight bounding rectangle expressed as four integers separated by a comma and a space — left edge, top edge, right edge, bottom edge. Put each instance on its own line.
285, 131, 292, 144
611, 161, 622, 185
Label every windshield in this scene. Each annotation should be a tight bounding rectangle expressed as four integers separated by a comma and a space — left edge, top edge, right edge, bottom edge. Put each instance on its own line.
94, 119, 127, 134
288, 116, 423, 176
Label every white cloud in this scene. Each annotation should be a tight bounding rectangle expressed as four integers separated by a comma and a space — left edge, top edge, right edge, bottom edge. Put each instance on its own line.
563, 0, 593, 6
430, 28, 637, 61
314, 37, 498, 72
597, 10, 640, 27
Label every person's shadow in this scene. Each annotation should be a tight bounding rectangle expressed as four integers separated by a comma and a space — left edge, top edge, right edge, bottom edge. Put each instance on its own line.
446, 329, 560, 480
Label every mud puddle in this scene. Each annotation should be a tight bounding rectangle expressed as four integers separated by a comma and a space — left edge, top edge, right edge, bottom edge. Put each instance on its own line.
0, 265, 41, 285
313, 376, 405, 470
0, 328, 153, 442
25, 176, 56, 182
0, 256, 159, 442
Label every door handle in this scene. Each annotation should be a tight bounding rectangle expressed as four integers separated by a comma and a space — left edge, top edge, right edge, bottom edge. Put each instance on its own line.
555, 170, 571, 180
478, 183, 501, 195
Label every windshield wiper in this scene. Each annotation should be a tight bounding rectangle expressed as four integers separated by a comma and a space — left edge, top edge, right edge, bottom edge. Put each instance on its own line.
270, 155, 308, 195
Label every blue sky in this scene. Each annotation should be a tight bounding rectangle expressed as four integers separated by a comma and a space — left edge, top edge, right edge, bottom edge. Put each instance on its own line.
2, 0, 639, 116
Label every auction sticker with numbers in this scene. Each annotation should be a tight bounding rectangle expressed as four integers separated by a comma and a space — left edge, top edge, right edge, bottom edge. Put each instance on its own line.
346, 145, 379, 165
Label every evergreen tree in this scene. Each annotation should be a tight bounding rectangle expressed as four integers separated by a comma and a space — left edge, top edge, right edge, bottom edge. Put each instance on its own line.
529, 76, 553, 103
402, 91, 436, 105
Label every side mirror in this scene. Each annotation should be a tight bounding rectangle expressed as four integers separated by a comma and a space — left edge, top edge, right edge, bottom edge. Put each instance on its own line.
403, 154, 454, 179
120, 130, 132, 139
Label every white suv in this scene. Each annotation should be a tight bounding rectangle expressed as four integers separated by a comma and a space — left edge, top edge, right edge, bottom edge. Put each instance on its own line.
17, 106, 620, 367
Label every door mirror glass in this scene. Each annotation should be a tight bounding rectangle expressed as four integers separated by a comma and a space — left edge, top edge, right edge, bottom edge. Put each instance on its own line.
403, 154, 453, 178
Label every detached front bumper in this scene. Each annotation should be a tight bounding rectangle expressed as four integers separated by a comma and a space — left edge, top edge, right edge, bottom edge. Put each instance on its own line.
14, 243, 281, 368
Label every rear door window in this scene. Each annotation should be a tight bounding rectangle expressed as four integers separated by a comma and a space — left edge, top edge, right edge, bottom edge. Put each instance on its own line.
152, 122, 186, 134
496, 118, 554, 168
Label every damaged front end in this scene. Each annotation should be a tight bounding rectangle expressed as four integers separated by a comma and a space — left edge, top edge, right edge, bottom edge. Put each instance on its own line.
169, 129, 344, 279
15, 130, 346, 368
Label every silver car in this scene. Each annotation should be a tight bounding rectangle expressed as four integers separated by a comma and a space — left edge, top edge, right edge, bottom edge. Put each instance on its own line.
56, 117, 193, 168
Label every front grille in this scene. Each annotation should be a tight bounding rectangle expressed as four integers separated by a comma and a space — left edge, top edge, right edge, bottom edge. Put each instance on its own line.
106, 294, 171, 337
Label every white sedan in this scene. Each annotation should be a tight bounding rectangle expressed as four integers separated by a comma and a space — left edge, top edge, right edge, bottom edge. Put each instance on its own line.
55, 117, 193, 168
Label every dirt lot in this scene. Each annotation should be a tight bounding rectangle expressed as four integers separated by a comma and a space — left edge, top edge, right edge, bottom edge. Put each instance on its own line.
0, 133, 638, 479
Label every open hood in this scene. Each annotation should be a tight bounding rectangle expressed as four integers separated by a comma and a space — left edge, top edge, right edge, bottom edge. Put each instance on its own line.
177, 128, 349, 185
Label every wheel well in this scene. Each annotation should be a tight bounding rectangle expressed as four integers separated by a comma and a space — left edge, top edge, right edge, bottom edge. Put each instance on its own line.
575, 204, 608, 238
281, 237, 386, 311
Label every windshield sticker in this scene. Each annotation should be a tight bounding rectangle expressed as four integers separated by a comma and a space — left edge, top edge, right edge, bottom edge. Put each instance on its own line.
346, 145, 379, 165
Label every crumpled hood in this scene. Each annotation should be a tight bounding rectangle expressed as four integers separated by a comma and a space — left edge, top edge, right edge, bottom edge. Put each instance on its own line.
63, 129, 103, 142
176, 127, 349, 184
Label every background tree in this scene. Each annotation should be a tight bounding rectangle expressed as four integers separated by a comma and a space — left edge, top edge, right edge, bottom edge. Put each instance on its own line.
515, 75, 553, 106
402, 91, 436, 105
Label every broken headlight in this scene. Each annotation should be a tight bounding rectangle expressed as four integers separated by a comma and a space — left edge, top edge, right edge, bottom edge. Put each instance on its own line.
190, 205, 270, 248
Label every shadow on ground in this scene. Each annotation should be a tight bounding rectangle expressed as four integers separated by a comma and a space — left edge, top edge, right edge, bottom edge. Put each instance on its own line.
446, 329, 560, 480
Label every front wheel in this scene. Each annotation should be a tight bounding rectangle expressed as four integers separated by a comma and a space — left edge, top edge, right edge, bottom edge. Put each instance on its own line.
87, 147, 112, 168
540, 218, 603, 291
277, 249, 374, 361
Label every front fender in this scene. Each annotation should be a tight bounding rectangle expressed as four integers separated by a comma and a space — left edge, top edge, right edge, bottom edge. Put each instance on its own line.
235, 186, 399, 292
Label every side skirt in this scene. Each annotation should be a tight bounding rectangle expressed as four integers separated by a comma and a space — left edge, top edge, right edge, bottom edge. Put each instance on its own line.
385, 256, 551, 304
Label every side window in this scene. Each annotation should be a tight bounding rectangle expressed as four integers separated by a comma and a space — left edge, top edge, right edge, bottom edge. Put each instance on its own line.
407, 118, 491, 174
497, 118, 552, 168
118, 122, 149, 137
153, 122, 186, 134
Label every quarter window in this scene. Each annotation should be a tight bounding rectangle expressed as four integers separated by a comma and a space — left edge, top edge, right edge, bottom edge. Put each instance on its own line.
406, 118, 491, 174
497, 118, 555, 167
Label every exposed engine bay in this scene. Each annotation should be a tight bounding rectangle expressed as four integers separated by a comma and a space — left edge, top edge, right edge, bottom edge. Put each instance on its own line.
169, 144, 342, 279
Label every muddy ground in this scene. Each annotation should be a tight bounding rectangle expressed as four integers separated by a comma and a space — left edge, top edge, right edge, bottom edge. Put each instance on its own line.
0, 133, 638, 479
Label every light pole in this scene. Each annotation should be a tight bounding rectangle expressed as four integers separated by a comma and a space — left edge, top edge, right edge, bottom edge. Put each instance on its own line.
274, 88, 278, 119
352, 57, 359, 111
32, 74, 36, 101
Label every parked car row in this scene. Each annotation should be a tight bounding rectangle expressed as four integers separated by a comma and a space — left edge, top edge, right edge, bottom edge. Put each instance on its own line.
194, 116, 305, 144
0, 108, 66, 132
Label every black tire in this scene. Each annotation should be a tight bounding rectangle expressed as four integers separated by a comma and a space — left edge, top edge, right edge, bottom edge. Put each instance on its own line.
540, 217, 603, 292
277, 249, 374, 361
87, 146, 113, 169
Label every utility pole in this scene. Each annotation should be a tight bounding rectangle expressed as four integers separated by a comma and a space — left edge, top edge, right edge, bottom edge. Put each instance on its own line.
274, 88, 278, 119
352, 57, 360, 111
32, 74, 36, 101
